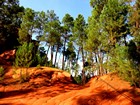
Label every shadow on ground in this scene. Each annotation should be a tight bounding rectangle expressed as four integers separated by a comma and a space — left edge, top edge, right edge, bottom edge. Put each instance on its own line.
0, 88, 34, 99
76, 88, 140, 105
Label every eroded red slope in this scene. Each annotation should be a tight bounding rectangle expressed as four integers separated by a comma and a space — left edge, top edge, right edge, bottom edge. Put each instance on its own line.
0, 67, 140, 105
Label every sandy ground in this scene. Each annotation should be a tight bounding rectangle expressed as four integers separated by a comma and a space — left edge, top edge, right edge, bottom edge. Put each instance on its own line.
0, 66, 140, 105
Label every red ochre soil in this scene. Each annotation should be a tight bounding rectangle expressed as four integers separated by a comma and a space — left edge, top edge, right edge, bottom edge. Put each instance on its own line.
0, 66, 140, 105
0, 50, 140, 105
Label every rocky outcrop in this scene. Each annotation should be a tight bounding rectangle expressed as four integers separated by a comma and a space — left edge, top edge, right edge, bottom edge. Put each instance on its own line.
0, 49, 16, 65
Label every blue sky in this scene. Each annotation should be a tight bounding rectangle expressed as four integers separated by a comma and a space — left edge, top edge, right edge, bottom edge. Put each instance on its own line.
19, 0, 92, 21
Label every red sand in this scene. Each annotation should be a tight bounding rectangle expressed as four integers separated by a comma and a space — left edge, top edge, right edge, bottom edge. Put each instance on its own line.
0, 67, 140, 105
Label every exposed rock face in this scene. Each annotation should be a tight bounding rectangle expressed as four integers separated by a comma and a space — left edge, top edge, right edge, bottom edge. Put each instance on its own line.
12, 67, 72, 84
0, 49, 16, 65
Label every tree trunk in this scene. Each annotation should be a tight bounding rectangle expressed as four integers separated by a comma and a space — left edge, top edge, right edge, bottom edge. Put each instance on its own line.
95, 52, 99, 75
98, 51, 104, 76
46, 45, 50, 59
81, 46, 86, 85
62, 37, 66, 70
76, 47, 80, 64
54, 45, 59, 67
51, 46, 54, 66
105, 54, 109, 74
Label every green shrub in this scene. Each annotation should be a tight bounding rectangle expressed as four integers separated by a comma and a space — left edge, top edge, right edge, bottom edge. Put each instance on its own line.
15, 42, 35, 67
74, 75, 82, 84
14, 42, 35, 82
0, 66, 4, 81
108, 44, 140, 87
36, 51, 47, 66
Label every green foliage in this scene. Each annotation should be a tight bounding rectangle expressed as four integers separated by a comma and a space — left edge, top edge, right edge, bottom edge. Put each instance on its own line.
74, 75, 82, 84
65, 41, 76, 62
15, 42, 35, 67
129, 0, 140, 65
61, 14, 74, 70
74, 73, 91, 85
73, 14, 87, 84
0, 0, 24, 52
129, 0, 140, 41
35, 11, 48, 41
86, 0, 108, 75
86, 0, 140, 87
108, 44, 140, 87
100, 0, 128, 46
36, 47, 47, 66
39, 10, 61, 66
0, 66, 4, 81
86, 0, 130, 76
0, 66, 4, 75
73, 14, 86, 46
62, 13, 74, 32
18, 8, 35, 44
15, 42, 35, 82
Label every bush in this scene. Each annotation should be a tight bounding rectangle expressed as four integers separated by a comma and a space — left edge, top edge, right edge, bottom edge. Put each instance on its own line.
74, 75, 82, 84
0, 66, 4, 81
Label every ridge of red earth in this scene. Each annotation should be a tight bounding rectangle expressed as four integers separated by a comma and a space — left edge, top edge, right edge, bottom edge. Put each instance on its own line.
0, 67, 140, 105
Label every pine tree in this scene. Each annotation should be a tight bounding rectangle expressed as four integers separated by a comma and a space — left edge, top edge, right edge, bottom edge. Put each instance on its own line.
61, 14, 74, 70
0, 0, 24, 52
44, 10, 61, 66
36, 47, 48, 66
15, 42, 35, 82
86, 0, 107, 76
35, 11, 48, 41
18, 8, 35, 44
130, 0, 140, 43
73, 14, 87, 84
129, 0, 140, 61
65, 41, 76, 71
86, 0, 129, 76
128, 0, 140, 87
100, 0, 129, 47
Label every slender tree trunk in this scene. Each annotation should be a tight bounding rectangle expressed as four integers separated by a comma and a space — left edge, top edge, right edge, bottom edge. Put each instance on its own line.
105, 54, 109, 74
62, 37, 66, 70
92, 52, 94, 64
81, 46, 86, 85
95, 52, 99, 75
46, 45, 50, 58
51, 46, 54, 66
58, 52, 61, 65
76, 47, 80, 64
97, 51, 104, 76
97, 52, 101, 76
69, 60, 71, 69
81, 47, 85, 69
54, 45, 59, 67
